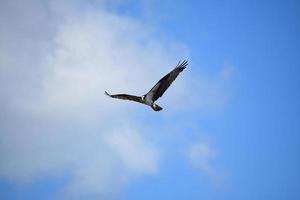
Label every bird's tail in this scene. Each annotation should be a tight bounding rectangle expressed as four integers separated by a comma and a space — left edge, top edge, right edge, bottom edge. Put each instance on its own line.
151, 103, 163, 112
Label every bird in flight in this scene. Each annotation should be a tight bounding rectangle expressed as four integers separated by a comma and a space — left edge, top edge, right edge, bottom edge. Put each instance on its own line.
105, 60, 188, 111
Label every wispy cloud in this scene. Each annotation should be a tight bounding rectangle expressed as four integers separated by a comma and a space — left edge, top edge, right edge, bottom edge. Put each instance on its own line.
187, 141, 226, 188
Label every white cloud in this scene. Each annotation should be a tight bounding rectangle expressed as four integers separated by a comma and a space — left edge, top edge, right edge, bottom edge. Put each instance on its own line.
0, 0, 167, 198
187, 141, 226, 188
0, 0, 232, 198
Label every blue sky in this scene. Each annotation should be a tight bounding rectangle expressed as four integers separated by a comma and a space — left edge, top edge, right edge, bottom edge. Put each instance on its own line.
0, 0, 299, 200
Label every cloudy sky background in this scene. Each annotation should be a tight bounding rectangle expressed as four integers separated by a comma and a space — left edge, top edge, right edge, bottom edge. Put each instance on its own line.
0, 0, 299, 200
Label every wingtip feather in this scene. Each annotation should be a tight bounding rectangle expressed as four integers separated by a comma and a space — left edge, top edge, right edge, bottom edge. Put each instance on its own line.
104, 91, 110, 96
176, 59, 188, 70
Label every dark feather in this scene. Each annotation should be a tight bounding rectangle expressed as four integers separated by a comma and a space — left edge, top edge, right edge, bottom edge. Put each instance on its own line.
151, 104, 163, 111
146, 60, 188, 101
105, 91, 142, 103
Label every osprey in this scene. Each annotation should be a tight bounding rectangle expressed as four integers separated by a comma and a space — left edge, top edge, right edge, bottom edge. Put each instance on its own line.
105, 60, 188, 111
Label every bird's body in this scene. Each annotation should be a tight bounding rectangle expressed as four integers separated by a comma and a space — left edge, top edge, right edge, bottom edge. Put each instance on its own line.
144, 94, 153, 105
105, 60, 188, 111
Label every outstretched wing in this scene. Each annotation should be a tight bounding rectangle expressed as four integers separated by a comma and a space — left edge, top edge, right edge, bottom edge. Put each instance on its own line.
145, 60, 188, 102
105, 91, 142, 103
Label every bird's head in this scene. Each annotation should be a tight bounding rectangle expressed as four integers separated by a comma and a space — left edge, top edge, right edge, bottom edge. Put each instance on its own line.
141, 95, 145, 101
